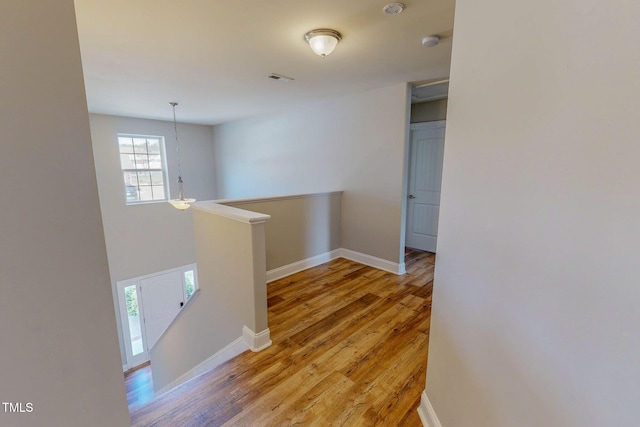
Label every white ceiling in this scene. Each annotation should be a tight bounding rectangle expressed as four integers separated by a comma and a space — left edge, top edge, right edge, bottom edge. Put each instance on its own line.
74, 0, 455, 125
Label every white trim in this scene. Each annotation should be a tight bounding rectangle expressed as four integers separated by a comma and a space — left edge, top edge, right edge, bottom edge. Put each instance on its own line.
119, 262, 197, 284
266, 249, 342, 282
242, 326, 273, 352
413, 79, 450, 89
338, 248, 406, 275
417, 391, 443, 427
266, 248, 406, 283
122, 364, 129, 372
192, 201, 271, 224
154, 336, 249, 397
116, 279, 149, 368
410, 120, 446, 132
213, 190, 343, 206
180, 264, 199, 306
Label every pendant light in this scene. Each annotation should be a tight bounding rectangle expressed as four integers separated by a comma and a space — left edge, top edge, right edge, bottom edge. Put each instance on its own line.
168, 102, 196, 210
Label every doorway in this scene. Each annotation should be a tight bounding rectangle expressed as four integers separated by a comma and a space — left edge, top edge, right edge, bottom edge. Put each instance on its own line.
405, 120, 446, 253
117, 264, 198, 370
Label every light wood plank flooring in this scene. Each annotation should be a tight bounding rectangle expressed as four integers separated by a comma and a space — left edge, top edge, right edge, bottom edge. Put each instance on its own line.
125, 361, 154, 411
129, 249, 434, 426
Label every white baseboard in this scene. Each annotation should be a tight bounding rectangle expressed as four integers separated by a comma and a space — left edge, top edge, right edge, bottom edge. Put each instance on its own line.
243, 325, 272, 352
266, 249, 342, 282
154, 335, 249, 396
338, 248, 406, 275
417, 391, 443, 427
266, 248, 405, 284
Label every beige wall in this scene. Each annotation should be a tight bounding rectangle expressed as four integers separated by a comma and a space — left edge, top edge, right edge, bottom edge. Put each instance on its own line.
213, 84, 411, 266
151, 192, 340, 390
150, 206, 269, 391
0, 2, 130, 426
410, 99, 447, 123
226, 192, 342, 271
426, 0, 640, 426
89, 113, 216, 365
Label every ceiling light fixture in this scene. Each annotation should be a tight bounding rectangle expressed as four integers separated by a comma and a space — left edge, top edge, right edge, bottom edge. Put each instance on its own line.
422, 35, 441, 48
168, 102, 196, 211
383, 3, 406, 15
304, 29, 342, 58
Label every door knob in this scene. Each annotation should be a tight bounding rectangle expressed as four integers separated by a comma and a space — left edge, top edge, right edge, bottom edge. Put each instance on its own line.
408, 194, 415, 199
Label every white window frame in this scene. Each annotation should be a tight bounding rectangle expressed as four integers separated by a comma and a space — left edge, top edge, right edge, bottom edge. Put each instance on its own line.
117, 133, 170, 205
181, 264, 199, 303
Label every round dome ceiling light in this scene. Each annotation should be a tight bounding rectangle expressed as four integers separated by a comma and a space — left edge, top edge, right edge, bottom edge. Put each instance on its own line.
422, 35, 441, 48
383, 3, 406, 15
304, 29, 342, 58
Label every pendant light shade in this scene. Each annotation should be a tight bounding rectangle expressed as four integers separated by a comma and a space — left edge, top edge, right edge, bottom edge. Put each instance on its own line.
304, 29, 342, 58
168, 176, 195, 210
168, 102, 196, 210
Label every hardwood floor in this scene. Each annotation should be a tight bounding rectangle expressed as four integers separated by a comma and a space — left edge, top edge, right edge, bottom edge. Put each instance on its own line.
125, 362, 154, 411
128, 249, 434, 426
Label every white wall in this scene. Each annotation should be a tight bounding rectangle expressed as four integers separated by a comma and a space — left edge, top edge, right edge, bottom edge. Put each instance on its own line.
150, 205, 269, 391
89, 114, 216, 365
0, 1, 130, 426
213, 84, 411, 265
425, 0, 640, 426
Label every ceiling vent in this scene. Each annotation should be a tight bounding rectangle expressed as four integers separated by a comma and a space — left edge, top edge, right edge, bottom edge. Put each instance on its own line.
267, 73, 294, 83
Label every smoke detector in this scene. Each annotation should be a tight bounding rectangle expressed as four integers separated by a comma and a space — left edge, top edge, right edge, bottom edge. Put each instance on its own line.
383, 3, 405, 15
422, 35, 441, 48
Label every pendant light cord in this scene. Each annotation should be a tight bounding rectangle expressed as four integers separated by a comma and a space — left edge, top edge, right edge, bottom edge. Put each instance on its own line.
167, 101, 194, 209
170, 102, 183, 179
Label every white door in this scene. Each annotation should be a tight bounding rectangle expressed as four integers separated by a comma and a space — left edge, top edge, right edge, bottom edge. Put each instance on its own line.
405, 121, 446, 252
140, 270, 184, 350
117, 264, 198, 370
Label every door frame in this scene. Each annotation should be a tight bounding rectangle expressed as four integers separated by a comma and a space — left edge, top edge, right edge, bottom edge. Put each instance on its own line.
403, 120, 447, 253
116, 278, 149, 369
117, 263, 198, 370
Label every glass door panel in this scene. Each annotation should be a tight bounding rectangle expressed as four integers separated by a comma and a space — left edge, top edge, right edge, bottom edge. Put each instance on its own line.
117, 280, 148, 369
124, 285, 144, 356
